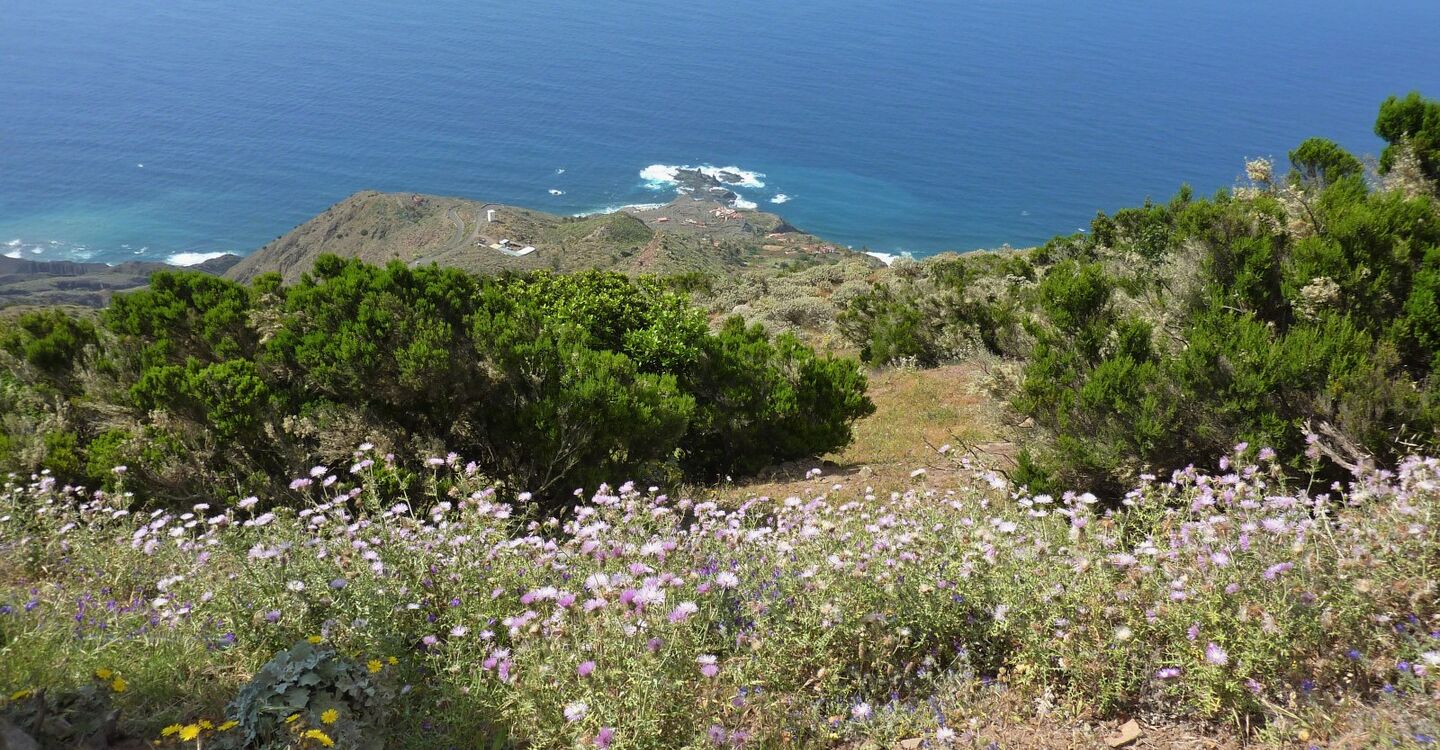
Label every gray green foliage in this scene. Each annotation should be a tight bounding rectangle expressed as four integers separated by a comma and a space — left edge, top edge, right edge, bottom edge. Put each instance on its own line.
222, 640, 393, 750
1, 683, 119, 748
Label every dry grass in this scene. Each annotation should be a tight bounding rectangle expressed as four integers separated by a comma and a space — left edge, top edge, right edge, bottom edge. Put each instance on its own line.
704, 361, 1017, 504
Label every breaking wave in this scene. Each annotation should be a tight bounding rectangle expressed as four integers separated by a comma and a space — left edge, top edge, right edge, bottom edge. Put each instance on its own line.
640, 164, 766, 190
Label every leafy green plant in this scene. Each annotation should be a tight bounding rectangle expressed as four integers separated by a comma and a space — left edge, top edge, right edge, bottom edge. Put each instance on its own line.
221, 640, 394, 750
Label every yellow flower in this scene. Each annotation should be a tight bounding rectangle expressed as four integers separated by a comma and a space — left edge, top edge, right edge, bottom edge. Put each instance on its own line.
303, 728, 336, 747
320, 708, 339, 725
179, 724, 201, 742
161, 724, 183, 737
198, 719, 214, 730
8, 689, 33, 701
285, 713, 301, 724
306, 635, 324, 644
386, 656, 398, 665
94, 667, 114, 680
218, 720, 239, 731
367, 659, 383, 673
110, 676, 128, 693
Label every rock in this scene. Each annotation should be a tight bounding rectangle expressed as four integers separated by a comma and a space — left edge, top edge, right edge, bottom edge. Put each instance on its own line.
897, 739, 924, 750
1019, 416, 1036, 429
1104, 719, 1142, 748
0, 719, 40, 750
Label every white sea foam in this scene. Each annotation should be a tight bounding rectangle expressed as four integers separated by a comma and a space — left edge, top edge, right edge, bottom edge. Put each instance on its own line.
640, 164, 766, 190
572, 203, 667, 218
770, 194, 791, 204
548, 189, 565, 196
865, 251, 914, 266
732, 196, 758, 210
5, 239, 20, 248
28, 246, 44, 255
3, 250, 20, 259
167, 251, 230, 266
555, 168, 566, 175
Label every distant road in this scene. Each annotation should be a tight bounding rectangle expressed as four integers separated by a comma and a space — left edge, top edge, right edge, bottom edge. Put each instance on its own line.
445, 207, 465, 248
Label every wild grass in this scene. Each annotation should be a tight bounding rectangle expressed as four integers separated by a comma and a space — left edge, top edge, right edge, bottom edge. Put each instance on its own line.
2, 443, 1438, 748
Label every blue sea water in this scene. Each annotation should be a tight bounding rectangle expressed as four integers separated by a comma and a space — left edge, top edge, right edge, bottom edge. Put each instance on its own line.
2, 0, 1437, 265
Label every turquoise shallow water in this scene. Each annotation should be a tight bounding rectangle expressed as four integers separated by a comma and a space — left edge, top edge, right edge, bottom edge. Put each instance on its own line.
2, 0, 1438, 264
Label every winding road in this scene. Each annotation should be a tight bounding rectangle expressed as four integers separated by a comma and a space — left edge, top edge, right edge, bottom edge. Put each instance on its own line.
445, 207, 466, 249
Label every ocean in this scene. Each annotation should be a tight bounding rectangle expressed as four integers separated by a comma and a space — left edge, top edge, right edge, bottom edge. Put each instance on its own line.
2, 0, 1437, 265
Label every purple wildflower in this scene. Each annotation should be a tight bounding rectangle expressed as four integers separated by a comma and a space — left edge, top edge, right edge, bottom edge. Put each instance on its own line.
1263, 562, 1294, 580
1205, 642, 1229, 666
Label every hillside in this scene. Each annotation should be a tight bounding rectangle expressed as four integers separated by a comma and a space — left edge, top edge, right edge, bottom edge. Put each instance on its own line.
0, 253, 240, 308
226, 190, 877, 284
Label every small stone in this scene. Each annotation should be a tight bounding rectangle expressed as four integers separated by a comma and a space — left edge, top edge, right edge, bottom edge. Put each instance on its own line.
897, 740, 924, 750
1104, 719, 1142, 748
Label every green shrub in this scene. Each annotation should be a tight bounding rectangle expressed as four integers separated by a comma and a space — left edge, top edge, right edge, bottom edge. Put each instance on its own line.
1375, 91, 1440, 185
0, 309, 97, 384
1, 258, 872, 503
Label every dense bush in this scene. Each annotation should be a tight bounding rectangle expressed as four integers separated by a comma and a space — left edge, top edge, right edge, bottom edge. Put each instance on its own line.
837, 251, 1032, 367
839, 93, 1440, 495
0, 309, 97, 386
0, 259, 872, 503
1376, 91, 1440, 185
1020, 157, 1440, 491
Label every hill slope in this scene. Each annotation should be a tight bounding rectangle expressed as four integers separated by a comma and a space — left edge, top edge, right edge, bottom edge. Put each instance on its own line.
0, 253, 240, 308
226, 190, 875, 284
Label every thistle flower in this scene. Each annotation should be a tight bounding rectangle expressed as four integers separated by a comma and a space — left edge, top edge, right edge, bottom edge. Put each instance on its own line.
1205, 643, 1229, 666
1263, 562, 1293, 580
564, 701, 589, 722
594, 727, 616, 748
669, 601, 699, 623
